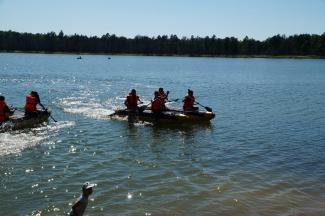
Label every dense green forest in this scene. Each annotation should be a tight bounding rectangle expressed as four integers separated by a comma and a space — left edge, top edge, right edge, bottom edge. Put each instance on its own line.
0, 30, 325, 57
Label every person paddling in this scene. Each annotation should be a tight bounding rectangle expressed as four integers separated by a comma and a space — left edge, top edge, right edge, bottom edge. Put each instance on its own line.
151, 91, 165, 114
158, 88, 169, 102
70, 182, 95, 216
0, 96, 14, 123
158, 88, 169, 110
25, 91, 43, 117
183, 89, 198, 112
124, 89, 142, 112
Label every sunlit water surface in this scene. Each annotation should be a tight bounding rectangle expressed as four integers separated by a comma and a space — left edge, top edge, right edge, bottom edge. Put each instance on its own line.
1, 53, 325, 215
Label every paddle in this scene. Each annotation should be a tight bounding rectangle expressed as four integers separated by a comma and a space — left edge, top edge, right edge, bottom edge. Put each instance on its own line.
33, 93, 57, 122
167, 98, 179, 103
108, 111, 117, 117
138, 102, 151, 112
195, 101, 213, 112
39, 102, 58, 122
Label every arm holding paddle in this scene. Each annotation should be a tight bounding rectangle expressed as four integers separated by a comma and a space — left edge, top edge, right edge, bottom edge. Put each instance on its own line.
40, 104, 58, 122
182, 89, 213, 112
167, 98, 179, 103
194, 101, 213, 112
34, 92, 46, 111
34, 92, 58, 122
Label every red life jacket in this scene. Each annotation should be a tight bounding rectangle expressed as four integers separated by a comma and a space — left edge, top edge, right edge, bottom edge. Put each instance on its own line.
25, 94, 38, 113
183, 95, 195, 110
126, 93, 139, 110
151, 98, 164, 112
0, 101, 9, 122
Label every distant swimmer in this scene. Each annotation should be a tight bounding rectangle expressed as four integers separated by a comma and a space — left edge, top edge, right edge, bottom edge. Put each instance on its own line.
0, 95, 14, 123
124, 89, 142, 112
183, 89, 198, 112
70, 182, 95, 216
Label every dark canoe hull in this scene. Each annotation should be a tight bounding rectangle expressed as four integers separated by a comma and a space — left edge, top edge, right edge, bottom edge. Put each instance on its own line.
112, 109, 215, 124
0, 109, 50, 132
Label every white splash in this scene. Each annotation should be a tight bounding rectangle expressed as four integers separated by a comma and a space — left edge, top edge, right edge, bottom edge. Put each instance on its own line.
45, 121, 75, 131
59, 96, 118, 119
0, 121, 75, 156
0, 131, 46, 156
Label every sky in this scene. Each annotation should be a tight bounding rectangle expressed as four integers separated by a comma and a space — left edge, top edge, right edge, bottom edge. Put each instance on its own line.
0, 0, 324, 40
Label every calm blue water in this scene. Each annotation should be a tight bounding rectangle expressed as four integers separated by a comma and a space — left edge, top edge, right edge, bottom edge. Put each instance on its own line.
1, 53, 325, 215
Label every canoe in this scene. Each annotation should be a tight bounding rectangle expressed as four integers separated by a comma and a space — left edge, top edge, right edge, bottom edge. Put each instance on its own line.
111, 109, 215, 124
0, 109, 50, 132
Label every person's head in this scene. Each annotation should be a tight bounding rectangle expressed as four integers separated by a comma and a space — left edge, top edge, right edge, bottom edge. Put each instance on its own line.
154, 91, 159, 98
0, 96, 5, 101
31, 91, 39, 97
158, 88, 164, 93
188, 89, 193, 96
82, 182, 95, 196
131, 89, 136, 95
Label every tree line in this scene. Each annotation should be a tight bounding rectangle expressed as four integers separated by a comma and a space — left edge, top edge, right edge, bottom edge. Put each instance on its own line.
0, 30, 325, 57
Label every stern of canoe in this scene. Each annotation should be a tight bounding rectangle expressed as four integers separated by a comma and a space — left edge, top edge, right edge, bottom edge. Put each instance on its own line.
10, 110, 51, 130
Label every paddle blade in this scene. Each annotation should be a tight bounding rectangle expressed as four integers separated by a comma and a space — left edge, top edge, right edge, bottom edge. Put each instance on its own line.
138, 105, 148, 113
205, 107, 213, 112
108, 111, 117, 117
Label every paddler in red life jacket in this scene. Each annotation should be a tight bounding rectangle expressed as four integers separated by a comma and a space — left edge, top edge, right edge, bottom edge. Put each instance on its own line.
158, 88, 169, 110
25, 91, 41, 116
124, 89, 142, 111
183, 89, 199, 111
0, 96, 13, 123
151, 91, 164, 114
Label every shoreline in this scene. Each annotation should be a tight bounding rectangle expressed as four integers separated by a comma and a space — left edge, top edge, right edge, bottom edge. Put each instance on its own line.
1, 50, 324, 60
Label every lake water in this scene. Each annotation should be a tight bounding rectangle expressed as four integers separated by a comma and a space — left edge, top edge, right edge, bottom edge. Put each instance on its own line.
0, 53, 325, 215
